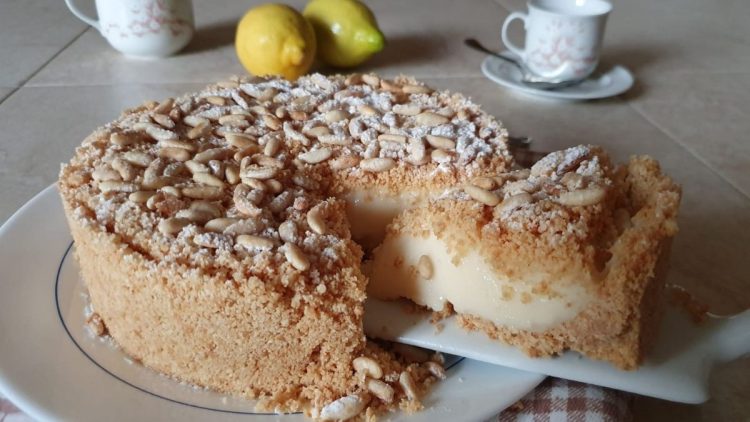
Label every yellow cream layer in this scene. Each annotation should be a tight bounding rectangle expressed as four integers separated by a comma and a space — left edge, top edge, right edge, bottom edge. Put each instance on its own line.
366, 234, 594, 332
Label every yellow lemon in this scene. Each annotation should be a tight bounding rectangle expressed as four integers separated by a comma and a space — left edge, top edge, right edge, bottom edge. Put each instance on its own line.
235, 4, 316, 80
303, 0, 385, 68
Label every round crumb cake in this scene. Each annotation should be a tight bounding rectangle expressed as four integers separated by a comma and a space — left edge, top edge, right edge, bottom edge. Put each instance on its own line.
57, 73, 512, 416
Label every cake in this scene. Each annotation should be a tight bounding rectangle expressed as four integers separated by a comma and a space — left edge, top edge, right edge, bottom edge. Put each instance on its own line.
58, 73, 512, 418
368, 145, 681, 369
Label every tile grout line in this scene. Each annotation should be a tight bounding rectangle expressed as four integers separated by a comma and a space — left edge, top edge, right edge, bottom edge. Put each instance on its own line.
625, 100, 750, 200
0, 27, 90, 107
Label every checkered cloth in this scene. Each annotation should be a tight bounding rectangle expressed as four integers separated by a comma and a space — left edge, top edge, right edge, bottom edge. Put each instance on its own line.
1, 377, 631, 421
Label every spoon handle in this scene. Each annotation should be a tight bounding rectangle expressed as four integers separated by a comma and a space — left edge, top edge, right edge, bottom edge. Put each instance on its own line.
464, 38, 524, 71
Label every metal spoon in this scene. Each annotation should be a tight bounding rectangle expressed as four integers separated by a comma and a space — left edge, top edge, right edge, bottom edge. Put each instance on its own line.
464, 38, 585, 90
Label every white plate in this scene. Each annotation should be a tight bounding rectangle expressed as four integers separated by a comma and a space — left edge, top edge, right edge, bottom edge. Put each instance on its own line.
0, 186, 545, 422
481, 54, 634, 100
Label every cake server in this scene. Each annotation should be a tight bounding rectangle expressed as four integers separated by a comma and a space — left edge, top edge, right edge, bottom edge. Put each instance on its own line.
363, 299, 750, 403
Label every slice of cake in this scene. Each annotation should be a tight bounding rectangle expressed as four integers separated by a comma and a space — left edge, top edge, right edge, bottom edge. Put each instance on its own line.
368, 145, 681, 369
58, 73, 511, 416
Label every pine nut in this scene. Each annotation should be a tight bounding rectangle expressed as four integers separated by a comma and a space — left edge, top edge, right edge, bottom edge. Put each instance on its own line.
417, 255, 433, 279
307, 207, 326, 235
284, 243, 310, 271
425, 135, 455, 150
122, 151, 154, 167
278, 220, 297, 243
263, 114, 281, 131
110, 132, 134, 146
142, 176, 173, 190
378, 133, 407, 143
472, 176, 496, 190
380, 79, 402, 93
393, 104, 421, 116
265, 178, 283, 193
193, 172, 225, 188
290, 110, 308, 121
358, 104, 379, 116
157, 147, 188, 162
324, 109, 349, 123
299, 148, 332, 164
465, 184, 500, 206
153, 98, 174, 114
305, 126, 331, 138
225, 164, 240, 184
216, 80, 238, 89
185, 160, 209, 174
205, 95, 226, 106
264, 137, 281, 156
319, 394, 368, 421
311, 73, 333, 90
317, 134, 352, 146
205, 217, 239, 233
360, 157, 396, 173
254, 154, 284, 169
431, 149, 453, 163
158, 217, 190, 235
152, 113, 175, 129
176, 209, 214, 224
329, 155, 359, 170
182, 186, 223, 200
399, 371, 419, 400
140, 123, 178, 141
352, 356, 383, 379
99, 181, 137, 193
160, 185, 181, 197
187, 122, 210, 140
194, 148, 230, 163
92, 168, 121, 182
498, 192, 533, 212
345, 73, 362, 86
225, 132, 256, 149
366, 379, 394, 403
183, 115, 209, 127
555, 186, 606, 206
362, 74, 380, 87
129, 190, 155, 203
424, 361, 446, 379
237, 234, 274, 250
241, 164, 278, 180
218, 114, 248, 126
402, 84, 432, 94
416, 111, 449, 126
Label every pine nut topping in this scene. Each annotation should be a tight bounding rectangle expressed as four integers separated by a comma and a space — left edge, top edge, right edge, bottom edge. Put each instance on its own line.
299, 148, 332, 164
278, 220, 297, 243
193, 147, 230, 163
99, 181, 137, 193
305, 126, 332, 138
183, 115, 209, 127
241, 164, 278, 180
237, 234, 274, 250
307, 207, 326, 235
499, 192, 533, 212
92, 168, 121, 181
187, 122, 210, 140
424, 361, 446, 379
472, 176, 496, 190
152, 113, 175, 128
141, 123, 178, 141
129, 190, 155, 203
225, 164, 240, 184
352, 356, 383, 379
366, 379, 395, 403
358, 104, 379, 116
320, 394, 368, 421
465, 184, 500, 206
111, 158, 137, 181
204, 217, 239, 233
193, 172, 225, 188
284, 243, 310, 271
290, 110, 308, 121
161, 139, 197, 151
425, 135, 456, 150
431, 149, 453, 163
318, 135, 352, 145
110, 133, 134, 146
555, 186, 606, 206
360, 157, 396, 172
218, 114, 248, 126
362, 74, 380, 87
416, 111, 450, 126
264, 137, 281, 156
417, 255, 433, 279
393, 104, 421, 116
185, 160, 209, 174
122, 151, 154, 167
205, 95, 226, 106
324, 109, 349, 123
262, 114, 281, 131
225, 132, 256, 149
399, 371, 419, 400
377, 134, 407, 143
182, 186, 223, 200
402, 84, 432, 94
158, 217, 189, 235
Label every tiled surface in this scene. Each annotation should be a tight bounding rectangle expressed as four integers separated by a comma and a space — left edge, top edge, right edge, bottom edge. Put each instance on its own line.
1, 0, 749, 421
0, 0, 87, 86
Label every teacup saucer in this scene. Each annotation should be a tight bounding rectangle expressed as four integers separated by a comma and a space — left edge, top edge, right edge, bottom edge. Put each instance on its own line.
481, 53, 634, 100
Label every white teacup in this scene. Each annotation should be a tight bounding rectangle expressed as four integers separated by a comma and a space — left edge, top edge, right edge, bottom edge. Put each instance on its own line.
501, 0, 612, 81
65, 0, 195, 58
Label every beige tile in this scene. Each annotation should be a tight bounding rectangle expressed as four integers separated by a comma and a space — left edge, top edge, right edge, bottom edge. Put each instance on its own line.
494, 0, 750, 77
423, 77, 750, 314
0, 84, 204, 224
626, 73, 750, 197
29, 0, 506, 86
0, 0, 87, 86
0, 88, 13, 103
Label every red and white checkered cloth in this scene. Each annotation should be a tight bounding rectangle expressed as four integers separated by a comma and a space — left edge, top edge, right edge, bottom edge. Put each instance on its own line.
1, 377, 631, 421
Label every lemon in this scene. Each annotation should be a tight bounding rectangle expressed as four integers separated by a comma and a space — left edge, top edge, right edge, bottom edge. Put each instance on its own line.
303, 0, 385, 68
235, 4, 316, 80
